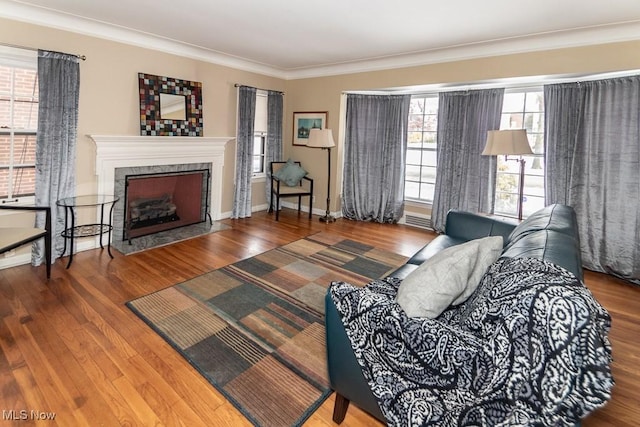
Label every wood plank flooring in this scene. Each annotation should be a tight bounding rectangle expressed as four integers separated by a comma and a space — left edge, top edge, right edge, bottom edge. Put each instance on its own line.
0, 209, 638, 426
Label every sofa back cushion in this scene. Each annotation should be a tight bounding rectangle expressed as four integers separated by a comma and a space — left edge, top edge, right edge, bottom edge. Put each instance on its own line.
507, 204, 578, 244
502, 204, 583, 280
445, 210, 516, 246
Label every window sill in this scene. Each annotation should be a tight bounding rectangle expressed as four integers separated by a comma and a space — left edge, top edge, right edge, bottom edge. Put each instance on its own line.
252, 174, 266, 183
0, 196, 37, 215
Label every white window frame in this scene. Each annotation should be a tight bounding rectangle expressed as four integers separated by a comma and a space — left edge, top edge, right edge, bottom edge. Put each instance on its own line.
403, 88, 546, 218
0, 46, 38, 205
251, 92, 268, 180
405, 94, 438, 204
494, 87, 545, 218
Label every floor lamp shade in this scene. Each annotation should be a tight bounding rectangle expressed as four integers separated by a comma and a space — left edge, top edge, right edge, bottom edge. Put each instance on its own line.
482, 129, 533, 156
482, 129, 533, 221
307, 128, 336, 222
307, 128, 336, 149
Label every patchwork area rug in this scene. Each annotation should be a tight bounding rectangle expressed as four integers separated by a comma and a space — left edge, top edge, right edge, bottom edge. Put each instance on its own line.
126, 232, 407, 426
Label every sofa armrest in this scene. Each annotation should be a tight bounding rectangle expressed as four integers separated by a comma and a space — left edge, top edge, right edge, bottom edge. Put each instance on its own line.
445, 210, 517, 244
325, 292, 385, 421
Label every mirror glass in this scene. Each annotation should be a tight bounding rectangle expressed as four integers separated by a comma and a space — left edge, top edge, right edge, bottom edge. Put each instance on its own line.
160, 93, 186, 120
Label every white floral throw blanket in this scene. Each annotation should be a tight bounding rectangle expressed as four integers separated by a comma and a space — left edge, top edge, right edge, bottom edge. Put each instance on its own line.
329, 257, 614, 426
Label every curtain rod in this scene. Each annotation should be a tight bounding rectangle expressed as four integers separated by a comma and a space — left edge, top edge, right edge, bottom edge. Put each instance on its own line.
0, 42, 86, 61
234, 83, 284, 95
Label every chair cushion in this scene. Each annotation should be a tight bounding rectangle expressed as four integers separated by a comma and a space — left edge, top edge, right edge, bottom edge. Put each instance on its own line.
273, 159, 307, 186
0, 228, 46, 252
395, 236, 503, 318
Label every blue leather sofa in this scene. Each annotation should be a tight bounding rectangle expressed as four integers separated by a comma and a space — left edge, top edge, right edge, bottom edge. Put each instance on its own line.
325, 204, 593, 424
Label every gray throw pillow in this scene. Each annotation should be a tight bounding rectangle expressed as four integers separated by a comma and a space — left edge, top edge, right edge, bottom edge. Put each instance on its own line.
273, 159, 307, 186
395, 235, 503, 318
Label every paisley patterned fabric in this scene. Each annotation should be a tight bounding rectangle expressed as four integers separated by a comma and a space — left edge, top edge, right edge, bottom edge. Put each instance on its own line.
329, 257, 614, 426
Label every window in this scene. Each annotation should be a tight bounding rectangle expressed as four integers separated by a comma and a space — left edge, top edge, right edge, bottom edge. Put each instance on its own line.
495, 89, 545, 217
0, 47, 38, 202
252, 133, 266, 174
252, 93, 268, 176
404, 88, 545, 218
405, 95, 438, 202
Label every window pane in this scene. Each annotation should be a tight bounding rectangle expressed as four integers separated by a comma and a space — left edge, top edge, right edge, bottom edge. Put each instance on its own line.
405, 181, 419, 199
0, 66, 10, 92
0, 57, 38, 200
424, 97, 438, 114
524, 112, 544, 133
13, 135, 36, 164
495, 192, 518, 216
524, 175, 545, 197
252, 156, 262, 173
420, 166, 436, 182
409, 98, 425, 115
0, 135, 9, 165
522, 195, 545, 217
11, 165, 35, 197
0, 169, 8, 198
502, 112, 524, 129
13, 69, 38, 97
423, 114, 437, 131
528, 133, 544, 155
502, 92, 525, 112
526, 155, 544, 173
13, 97, 38, 129
253, 136, 262, 152
406, 149, 422, 165
405, 95, 439, 203
407, 131, 422, 144
420, 183, 435, 201
405, 165, 420, 181
0, 97, 10, 128
421, 151, 437, 167
422, 131, 437, 145
525, 92, 544, 112
408, 114, 424, 131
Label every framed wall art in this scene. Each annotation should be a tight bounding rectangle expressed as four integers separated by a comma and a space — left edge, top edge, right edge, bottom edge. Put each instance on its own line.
138, 72, 203, 136
292, 111, 328, 146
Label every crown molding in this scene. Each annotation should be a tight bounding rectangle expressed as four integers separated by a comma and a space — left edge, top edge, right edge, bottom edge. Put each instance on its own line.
0, 0, 285, 78
2, 1, 640, 81
284, 21, 640, 79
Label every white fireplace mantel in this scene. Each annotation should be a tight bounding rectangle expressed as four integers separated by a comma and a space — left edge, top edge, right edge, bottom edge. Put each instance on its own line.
90, 135, 232, 220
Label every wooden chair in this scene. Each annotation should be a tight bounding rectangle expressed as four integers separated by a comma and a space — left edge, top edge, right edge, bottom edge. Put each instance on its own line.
0, 204, 52, 279
269, 161, 313, 221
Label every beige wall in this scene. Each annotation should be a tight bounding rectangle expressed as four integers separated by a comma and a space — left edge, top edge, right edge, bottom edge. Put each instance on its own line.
0, 17, 285, 221
2, 16, 640, 228
283, 41, 640, 216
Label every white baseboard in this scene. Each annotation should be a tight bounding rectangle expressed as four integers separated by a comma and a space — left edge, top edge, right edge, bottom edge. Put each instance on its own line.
0, 239, 97, 271
221, 202, 341, 220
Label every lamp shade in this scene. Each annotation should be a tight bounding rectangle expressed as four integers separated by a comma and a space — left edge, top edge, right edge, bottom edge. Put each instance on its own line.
306, 128, 336, 148
482, 129, 533, 156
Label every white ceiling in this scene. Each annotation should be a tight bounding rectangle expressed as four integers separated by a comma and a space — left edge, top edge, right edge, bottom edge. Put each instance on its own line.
2, 0, 640, 79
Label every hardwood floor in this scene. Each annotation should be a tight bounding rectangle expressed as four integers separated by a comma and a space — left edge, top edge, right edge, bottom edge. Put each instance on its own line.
0, 209, 638, 426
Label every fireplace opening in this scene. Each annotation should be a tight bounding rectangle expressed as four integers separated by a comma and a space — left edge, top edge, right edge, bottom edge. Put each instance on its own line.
124, 169, 209, 242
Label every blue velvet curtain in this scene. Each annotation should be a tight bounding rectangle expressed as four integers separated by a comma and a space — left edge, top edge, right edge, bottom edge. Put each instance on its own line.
431, 89, 504, 232
545, 76, 640, 284
33, 50, 80, 266
342, 93, 411, 223
232, 86, 256, 219
264, 91, 283, 208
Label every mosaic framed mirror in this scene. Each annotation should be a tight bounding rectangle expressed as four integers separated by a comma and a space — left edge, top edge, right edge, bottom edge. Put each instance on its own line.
138, 73, 203, 136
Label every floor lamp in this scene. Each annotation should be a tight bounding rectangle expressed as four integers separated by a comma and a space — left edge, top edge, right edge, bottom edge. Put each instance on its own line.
482, 129, 533, 221
307, 128, 336, 223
